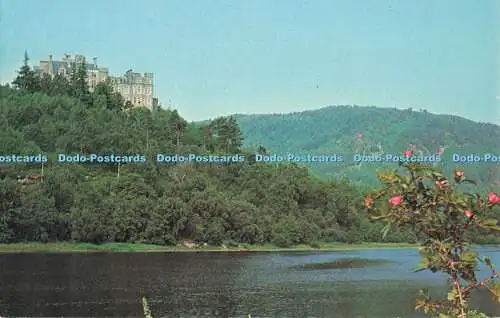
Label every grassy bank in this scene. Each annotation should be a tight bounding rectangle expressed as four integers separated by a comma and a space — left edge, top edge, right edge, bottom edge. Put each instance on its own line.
0, 242, 419, 253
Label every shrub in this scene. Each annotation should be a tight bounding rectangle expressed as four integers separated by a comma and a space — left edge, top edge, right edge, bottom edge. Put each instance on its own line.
365, 152, 500, 317
309, 241, 321, 249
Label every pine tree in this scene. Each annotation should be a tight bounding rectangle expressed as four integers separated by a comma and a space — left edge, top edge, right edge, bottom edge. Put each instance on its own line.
39, 73, 53, 95
168, 110, 187, 148
210, 116, 243, 153
70, 58, 92, 106
51, 74, 71, 96
92, 80, 124, 111
12, 51, 40, 93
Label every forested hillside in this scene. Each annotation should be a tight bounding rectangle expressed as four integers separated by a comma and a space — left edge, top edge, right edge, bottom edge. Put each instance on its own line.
0, 59, 414, 247
234, 107, 500, 190
1, 57, 498, 246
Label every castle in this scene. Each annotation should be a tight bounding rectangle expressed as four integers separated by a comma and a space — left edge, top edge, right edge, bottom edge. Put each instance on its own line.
34, 53, 157, 111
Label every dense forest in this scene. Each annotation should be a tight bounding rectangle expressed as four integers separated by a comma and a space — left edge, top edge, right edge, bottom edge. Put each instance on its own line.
234, 108, 500, 190
0, 55, 499, 246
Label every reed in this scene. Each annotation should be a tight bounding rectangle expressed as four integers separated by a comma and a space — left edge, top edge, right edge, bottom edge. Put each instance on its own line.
142, 296, 152, 318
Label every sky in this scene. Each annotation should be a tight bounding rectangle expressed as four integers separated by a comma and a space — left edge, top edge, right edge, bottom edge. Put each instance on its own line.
1, 0, 499, 125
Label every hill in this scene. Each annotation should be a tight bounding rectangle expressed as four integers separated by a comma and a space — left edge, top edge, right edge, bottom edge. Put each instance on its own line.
233, 106, 500, 190
1, 82, 396, 246
1, 57, 499, 247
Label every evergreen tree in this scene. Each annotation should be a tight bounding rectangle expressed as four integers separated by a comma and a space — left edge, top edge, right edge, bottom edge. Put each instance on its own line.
51, 74, 72, 96
70, 58, 92, 107
168, 110, 187, 148
92, 80, 123, 111
39, 73, 53, 95
12, 51, 40, 93
210, 116, 243, 153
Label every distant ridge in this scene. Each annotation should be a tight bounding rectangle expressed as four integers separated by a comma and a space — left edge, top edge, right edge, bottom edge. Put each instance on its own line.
232, 105, 498, 128
229, 105, 500, 188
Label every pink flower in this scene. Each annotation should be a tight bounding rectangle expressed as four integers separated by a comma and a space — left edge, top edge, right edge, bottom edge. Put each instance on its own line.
403, 150, 412, 157
435, 179, 449, 188
464, 210, 474, 219
487, 192, 500, 205
388, 195, 403, 206
454, 170, 464, 182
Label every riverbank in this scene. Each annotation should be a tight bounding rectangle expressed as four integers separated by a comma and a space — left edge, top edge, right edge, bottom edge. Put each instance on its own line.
0, 242, 419, 253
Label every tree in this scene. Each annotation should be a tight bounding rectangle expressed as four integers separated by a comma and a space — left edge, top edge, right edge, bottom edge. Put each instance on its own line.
70, 58, 92, 106
39, 73, 53, 95
202, 125, 214, 151
12, 51, 40, 93
209, 116, 243, 153
257, 145, 268, 155
92, 80, 124, 111
51, 74, 72, 96
124, 100, 133, 110
168, 110, 187, 148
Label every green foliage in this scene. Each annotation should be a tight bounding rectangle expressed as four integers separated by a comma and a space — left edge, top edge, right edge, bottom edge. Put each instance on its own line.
2, 53, 498, 257
5, 53, 500, 317
234, 107, 500, 193
366, 160, 500, 317
12, 51, 40, 93
0, 79, 378, 247
70, 58, 92, 107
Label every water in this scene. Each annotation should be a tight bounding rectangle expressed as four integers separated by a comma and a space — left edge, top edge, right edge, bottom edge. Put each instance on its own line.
1, 248, 499, 317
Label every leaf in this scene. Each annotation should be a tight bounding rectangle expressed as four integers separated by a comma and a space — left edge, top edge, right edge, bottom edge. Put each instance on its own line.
489, 282, 500, 302
447, 290, 456, 301
464, 193, 477, 200
369, 215, 387, 221
413, 264, 428, 272
478, 218, 500, 231
462, 178, 477, 185
381, 223, 391, 239
480, 218, 499, 226
430, 171, 444, 179
460, 251, 478, 265
485, 258, 492, 267
413, 257, 430, 272
415, 298, 426, 310
478, 256, 493, 267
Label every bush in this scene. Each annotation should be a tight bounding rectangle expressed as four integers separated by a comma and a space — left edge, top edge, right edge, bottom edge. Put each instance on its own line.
271, 233, 292, 248
365, 153, 500, 317
309, 241, 321, 249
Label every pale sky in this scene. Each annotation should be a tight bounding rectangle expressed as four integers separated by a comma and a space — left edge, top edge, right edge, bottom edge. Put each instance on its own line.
1, 0, 499, 125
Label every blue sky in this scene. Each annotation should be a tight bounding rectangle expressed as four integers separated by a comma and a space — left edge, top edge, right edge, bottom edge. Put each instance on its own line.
1, 0, 499, 124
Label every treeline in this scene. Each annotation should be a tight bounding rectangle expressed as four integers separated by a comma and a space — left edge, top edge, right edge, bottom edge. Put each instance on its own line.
0, 55, 498, 246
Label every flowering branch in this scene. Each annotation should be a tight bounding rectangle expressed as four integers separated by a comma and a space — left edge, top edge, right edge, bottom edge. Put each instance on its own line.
365, 150, 500, 317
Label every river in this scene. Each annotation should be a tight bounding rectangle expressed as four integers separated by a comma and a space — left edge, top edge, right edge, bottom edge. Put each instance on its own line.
1, 248, 499, 317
